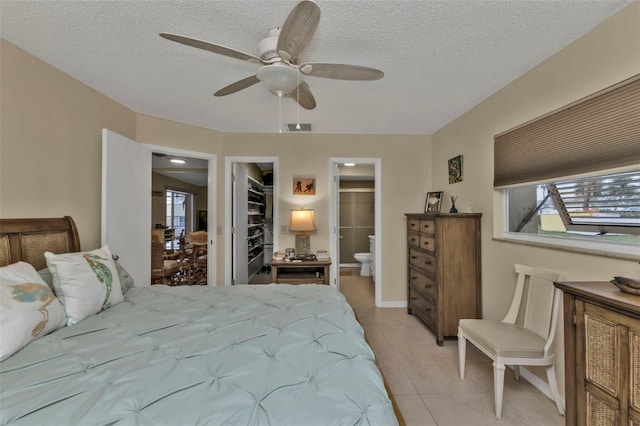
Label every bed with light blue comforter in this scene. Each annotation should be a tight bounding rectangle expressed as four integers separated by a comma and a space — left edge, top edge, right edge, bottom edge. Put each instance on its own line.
0, 284, 398, 426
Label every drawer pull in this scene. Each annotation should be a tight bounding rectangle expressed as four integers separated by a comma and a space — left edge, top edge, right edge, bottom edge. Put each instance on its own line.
424, 260, 432, 265
411, 256, 417, 259
424, 307, 431, 313
423, 284, 432, 289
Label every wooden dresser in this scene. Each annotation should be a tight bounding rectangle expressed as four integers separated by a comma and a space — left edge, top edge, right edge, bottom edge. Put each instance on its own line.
404, 213, 482, 345
554, 281, 640, 426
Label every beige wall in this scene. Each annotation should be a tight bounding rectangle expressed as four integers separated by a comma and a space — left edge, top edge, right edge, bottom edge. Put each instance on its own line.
136, 115, 430, 302
0, 39, 137, 250
431, 1, 640, 396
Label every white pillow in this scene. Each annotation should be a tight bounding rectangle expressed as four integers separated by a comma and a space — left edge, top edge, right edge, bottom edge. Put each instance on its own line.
0, 262, 66, 361
45, 246, 124, 326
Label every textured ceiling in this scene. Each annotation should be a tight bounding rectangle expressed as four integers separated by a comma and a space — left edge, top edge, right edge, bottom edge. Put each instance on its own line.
0, 0, 632, 135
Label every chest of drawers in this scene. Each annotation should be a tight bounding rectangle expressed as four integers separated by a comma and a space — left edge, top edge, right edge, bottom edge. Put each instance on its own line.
405, 213, 482, 345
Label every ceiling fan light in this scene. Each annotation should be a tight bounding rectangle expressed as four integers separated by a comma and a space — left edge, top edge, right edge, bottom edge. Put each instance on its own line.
257, 63, 300, 95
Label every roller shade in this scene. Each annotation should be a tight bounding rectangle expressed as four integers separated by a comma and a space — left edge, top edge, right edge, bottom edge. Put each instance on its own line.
494, 74, 640, 188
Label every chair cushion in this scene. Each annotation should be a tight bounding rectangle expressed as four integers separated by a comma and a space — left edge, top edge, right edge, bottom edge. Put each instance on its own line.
459, 319, 546, 359
163, 260, 178, 269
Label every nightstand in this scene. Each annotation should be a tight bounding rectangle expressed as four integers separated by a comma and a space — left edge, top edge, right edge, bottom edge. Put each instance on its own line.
271, 258, 331, 285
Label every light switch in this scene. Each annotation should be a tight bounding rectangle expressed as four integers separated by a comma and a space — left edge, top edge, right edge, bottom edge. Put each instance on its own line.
281, 225, 288, 235
217, 225, 222, 235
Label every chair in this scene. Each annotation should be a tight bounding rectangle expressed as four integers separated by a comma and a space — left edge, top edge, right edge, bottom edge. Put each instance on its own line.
151, 241, 181, 285
179, 231, 207, 285
457, 264, 564, 420
189, 231, 207, 247
190, 245, 207, 285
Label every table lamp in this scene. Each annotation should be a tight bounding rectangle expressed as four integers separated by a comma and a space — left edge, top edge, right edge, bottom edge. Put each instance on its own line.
289, 208, 316, 255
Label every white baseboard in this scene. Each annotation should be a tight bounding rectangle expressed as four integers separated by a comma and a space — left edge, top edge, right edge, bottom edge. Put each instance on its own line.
380, 300, 407, 308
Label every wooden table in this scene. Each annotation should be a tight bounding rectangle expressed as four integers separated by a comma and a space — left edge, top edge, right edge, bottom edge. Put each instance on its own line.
271, 258, 331, 285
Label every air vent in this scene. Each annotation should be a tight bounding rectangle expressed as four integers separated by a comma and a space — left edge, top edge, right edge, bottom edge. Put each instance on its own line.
287, 123, 312, 132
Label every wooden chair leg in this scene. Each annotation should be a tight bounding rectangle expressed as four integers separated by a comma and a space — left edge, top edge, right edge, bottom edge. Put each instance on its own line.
457, 331, 467, 380
493, 361, 506, 420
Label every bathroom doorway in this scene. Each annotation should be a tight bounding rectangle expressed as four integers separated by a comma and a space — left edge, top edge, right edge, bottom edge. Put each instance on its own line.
329, 158, 381, 307
339, 172, 375, 266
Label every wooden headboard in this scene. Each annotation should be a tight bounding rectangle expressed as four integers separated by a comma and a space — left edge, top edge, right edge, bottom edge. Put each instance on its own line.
0, 216, 81, 270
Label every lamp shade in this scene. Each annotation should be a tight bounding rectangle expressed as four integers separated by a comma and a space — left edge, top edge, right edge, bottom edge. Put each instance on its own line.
289, 209, 316, 232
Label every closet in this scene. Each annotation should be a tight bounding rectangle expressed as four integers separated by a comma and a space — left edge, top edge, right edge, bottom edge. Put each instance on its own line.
234, 166, 266, 283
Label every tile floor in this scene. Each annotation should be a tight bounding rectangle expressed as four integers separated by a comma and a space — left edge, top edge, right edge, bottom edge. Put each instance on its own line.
339, 267, 565, 426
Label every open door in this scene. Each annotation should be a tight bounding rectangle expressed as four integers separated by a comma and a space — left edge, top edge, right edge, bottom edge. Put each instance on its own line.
101, 129, 151, 286
329, 162, 341, 290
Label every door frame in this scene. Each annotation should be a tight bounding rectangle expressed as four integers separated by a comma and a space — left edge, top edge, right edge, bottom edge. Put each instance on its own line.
329, 157, 382, 306
144, 143, 217, 286
224, 156, 279, 285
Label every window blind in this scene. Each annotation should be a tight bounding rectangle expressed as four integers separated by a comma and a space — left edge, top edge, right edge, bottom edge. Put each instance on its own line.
494, 74, 640, 188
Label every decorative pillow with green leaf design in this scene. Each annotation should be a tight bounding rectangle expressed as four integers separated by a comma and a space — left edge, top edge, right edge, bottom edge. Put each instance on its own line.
45, 246, 124, 326
0, 261, 67, 361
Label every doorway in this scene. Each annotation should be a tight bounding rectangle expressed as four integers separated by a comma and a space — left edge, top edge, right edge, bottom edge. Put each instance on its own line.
225, 156, 279, 285
329, 158, 382, 306
151, 151, 212, 285
101, 129, 216, 287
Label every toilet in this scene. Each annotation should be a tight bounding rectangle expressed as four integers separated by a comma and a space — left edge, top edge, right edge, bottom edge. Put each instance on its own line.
354, 253, 372, 276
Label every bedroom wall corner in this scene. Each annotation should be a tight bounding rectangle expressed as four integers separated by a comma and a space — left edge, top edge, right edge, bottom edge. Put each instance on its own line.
430, 1, 640, 400
0, 38, 137, 251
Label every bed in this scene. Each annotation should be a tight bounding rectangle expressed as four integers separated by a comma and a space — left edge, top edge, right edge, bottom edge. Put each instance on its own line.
0, 217, 402, 425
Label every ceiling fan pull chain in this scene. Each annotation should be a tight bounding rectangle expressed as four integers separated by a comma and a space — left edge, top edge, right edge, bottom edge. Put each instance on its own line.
296, 71, 301, 131
278, 93, 283, 134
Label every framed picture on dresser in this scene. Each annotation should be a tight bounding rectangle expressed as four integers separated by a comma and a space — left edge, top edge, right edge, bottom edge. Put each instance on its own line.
424, 191, 443, 213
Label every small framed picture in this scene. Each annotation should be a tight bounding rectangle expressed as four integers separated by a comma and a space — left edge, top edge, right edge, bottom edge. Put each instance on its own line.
425, 191, 443, 213
448, 155, 463, 184
198, 210, 207, 231
293, 178, 315, 195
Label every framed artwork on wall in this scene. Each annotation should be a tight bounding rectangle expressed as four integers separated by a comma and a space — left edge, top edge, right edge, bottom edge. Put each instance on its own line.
425, 191, 443, 213
198, 210, 207, 231
448, 155, 463, 184
293, 178, 315, 195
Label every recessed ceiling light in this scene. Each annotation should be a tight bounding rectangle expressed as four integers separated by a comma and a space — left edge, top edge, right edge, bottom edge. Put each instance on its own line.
170, 159, 186, 164
344, 163, 356, 167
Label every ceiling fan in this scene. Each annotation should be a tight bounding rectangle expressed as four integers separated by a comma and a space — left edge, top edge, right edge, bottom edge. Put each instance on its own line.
159, 0, 383, 110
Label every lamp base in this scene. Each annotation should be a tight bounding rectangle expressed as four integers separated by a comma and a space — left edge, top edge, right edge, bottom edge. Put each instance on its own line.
295, 234, 310, 255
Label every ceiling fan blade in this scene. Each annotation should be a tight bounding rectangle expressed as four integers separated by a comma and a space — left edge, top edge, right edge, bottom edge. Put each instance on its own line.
277, 1, 320, 61
214, 75, 260, 97
299, 63, 384, 81
288, 81, 316, 110
160, 33, 265, 64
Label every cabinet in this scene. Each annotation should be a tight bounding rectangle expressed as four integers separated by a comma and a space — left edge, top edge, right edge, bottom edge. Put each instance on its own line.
235, 172, 266, 283
404, 213, 482, 345
554, 281, 640, 426
152, 228, 175, 249
271, 258, 331, 285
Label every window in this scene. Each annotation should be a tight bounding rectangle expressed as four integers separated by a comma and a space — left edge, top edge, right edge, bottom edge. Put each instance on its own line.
507, 170, 640, 247
166, 190, 194, 247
